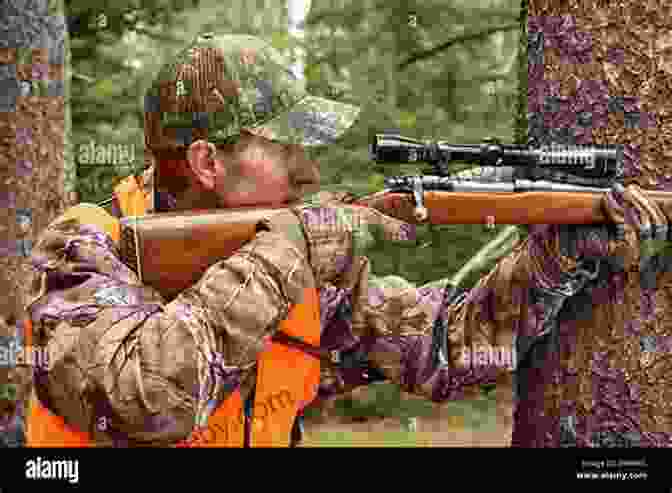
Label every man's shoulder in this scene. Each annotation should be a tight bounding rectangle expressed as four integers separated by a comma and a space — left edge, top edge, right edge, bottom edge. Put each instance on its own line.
53, 202, 122, 241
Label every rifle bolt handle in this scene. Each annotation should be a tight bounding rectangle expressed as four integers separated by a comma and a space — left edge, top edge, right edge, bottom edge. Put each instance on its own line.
414, 206, 428, 222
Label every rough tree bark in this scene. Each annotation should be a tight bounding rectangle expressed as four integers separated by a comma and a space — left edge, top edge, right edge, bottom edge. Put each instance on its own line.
526, 0, 672, 445
0, 0, 72, 447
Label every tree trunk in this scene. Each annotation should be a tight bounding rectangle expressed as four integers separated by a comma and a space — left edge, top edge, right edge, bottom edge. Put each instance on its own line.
288, 0, 311, 80
0, 0, 72, 447
527, 0, 672, 445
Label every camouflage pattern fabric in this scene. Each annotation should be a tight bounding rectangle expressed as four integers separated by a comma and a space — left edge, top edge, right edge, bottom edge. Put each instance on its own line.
23, 168, 669, 446
144, 32, 360, 152
26, 211, 316, 444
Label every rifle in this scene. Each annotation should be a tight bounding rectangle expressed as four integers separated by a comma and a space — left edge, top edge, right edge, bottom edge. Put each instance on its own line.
365, 133, 672, 225
118, 134, 672, 299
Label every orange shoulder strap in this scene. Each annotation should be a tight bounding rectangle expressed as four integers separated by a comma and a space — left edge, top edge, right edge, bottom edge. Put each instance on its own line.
114, 175, 150, 218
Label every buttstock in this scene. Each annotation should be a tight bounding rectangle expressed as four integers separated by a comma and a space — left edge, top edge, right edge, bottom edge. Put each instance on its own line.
119, 207, 285, 300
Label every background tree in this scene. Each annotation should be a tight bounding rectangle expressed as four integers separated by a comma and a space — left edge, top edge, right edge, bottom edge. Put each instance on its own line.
0, 0, 72, 446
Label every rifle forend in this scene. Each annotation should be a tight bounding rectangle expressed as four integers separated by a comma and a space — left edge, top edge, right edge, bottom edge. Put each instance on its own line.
356, 184, 672, 226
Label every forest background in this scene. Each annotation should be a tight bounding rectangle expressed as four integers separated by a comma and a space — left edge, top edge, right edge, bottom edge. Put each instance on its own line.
2, 0, 526, 446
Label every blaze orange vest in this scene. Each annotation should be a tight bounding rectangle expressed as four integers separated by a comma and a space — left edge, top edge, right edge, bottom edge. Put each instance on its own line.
27, 176, 321, 447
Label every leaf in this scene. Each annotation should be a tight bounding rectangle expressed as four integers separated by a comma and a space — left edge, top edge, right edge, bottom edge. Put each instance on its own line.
92, 79, 118, 98
269, 31, 292, 51
367, 173, 386, 191
398, 111, 417, 129
304, 64, 322, 83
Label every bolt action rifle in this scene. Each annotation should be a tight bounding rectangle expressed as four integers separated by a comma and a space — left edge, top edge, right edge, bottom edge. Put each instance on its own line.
364, 133, 672, 225
118, 134, 672, 299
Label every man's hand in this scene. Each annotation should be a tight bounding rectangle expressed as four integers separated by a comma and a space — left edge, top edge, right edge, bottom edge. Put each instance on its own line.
517, 182, 672, 307
544, 183, 672, 290
602, 183, 671, 288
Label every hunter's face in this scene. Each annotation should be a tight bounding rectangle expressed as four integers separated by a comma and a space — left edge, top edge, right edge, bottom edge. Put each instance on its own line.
188, 130, 317, 208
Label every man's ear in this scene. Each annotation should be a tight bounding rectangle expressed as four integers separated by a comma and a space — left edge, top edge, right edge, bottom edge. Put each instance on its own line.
186, 140, 217, 190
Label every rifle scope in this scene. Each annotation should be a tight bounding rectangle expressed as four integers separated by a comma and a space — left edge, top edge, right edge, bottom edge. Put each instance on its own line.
370, 133, 623, 179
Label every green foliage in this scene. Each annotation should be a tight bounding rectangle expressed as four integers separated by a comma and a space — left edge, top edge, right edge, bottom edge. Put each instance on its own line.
309, 428, 420, 447
332, 382, 498, 425
68, 0, 302, 203
332, 383, 433, 422
304, 0, 524, 289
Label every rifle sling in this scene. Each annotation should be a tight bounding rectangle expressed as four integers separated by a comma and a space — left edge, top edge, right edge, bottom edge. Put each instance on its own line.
271, 331, 329, 361
271, 331, 380, 376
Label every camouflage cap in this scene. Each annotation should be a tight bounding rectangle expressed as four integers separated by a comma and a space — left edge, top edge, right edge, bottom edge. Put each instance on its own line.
144, 32, 361, 152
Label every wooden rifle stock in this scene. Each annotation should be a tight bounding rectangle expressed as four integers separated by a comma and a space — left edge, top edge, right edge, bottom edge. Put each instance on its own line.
355, 190, 672, 226
119, 207, 286, 300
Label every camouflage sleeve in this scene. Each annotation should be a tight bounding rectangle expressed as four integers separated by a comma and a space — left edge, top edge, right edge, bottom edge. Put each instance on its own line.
27, 212, 314, 445
321, 224, 609, 404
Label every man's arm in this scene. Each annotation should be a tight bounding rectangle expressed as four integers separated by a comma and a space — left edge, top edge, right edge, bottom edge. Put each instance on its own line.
325, 182, 666, 404
364, 235, 539, 402
317, 223, 626, 404
26, 206, 314, 445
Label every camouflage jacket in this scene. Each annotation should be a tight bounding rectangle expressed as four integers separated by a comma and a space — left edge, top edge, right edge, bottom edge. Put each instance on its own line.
24, 166, 672, 447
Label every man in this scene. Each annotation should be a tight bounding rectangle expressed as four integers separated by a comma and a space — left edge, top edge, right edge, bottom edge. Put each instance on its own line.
23, 32, 672, 447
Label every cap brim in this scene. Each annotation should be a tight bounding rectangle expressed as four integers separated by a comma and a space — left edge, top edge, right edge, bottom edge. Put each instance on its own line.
247, 95, 360, 146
